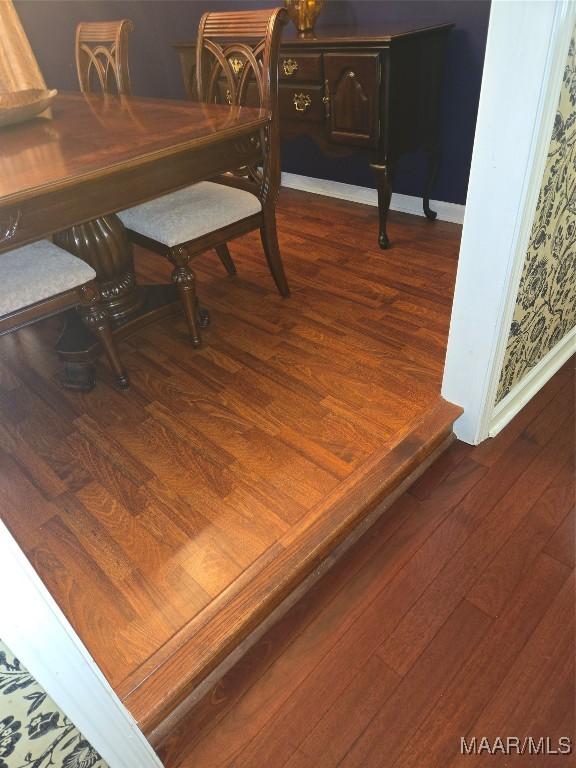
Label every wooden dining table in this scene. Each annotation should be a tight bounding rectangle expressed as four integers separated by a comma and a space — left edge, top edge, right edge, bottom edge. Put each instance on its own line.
0, 92, 268, 388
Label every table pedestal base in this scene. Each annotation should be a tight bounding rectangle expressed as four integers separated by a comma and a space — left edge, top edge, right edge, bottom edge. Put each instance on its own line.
55, 214, 214, 389
55, 214, 186, 390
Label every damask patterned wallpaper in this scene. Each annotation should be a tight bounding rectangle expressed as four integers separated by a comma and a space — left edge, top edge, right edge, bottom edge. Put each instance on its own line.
0, 639, 107, 768
497, 28, 576, 402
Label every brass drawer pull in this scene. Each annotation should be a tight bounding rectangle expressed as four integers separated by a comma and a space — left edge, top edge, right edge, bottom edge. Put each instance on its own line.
293, 93, 311, 112
283, 58, 299, 76
0, 211, 22, 244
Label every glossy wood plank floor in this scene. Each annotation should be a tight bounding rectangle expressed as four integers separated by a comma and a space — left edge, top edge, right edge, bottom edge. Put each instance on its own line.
0, 190, 461, 729
158, 359, 576, 768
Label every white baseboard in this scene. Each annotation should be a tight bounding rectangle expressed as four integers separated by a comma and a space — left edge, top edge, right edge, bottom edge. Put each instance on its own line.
281, 171, 466, 224
489, 325, 576, 438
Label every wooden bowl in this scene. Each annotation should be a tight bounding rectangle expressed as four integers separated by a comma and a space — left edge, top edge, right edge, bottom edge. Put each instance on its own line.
0, 88, 58, 129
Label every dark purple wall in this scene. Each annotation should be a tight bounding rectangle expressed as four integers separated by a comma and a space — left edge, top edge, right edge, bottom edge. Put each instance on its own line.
15, 0, 491, 204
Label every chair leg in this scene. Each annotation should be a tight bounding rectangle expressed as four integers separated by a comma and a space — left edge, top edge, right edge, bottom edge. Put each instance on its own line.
78, 284, 129, 390
216, 243, 237, 276
169, 246, 202, 347
260, 211, 289, 297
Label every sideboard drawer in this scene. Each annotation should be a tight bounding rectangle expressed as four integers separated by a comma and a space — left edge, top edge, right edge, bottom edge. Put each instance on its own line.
280, 85, 324, 123
279, 52, 322, 82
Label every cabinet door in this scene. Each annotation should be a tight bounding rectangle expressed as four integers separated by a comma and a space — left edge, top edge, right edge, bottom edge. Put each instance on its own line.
323, 52, 380, 148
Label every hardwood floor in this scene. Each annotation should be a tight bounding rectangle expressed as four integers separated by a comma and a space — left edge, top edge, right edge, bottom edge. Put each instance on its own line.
0, 189, 461, 733
157, 359, 575, 768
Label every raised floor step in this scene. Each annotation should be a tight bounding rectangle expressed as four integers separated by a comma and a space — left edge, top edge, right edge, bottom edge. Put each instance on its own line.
119, 397, 462, 738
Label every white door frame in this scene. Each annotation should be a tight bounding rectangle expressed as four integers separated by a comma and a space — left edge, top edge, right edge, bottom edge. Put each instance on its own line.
1, 2, 573, 758
442, 0, 575, 444
0, 520, 164, 768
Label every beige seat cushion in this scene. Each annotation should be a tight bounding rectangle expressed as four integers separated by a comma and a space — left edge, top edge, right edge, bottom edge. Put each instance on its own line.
118, 181, 262, 248
0, 240, 95, 316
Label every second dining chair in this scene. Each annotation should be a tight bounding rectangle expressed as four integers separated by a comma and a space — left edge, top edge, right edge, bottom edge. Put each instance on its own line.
114, 8, 290, 346
76, 19, 134, 96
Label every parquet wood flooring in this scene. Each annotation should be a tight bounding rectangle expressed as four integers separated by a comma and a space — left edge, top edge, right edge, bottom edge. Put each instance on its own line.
0, 189, 461, 733
158, 360, 575, 768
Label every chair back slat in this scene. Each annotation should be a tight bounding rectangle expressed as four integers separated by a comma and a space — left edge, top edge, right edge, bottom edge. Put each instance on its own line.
75, 19, 134, 96
194, 8, 287, 202
202, 13, 276, 38
195, 8, 286, 112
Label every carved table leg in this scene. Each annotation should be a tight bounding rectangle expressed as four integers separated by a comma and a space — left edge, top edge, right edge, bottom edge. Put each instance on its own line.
61, 284, 130, 392
79, 282, 130, 390
370, 160, 394, 249
423, 147, 440, 220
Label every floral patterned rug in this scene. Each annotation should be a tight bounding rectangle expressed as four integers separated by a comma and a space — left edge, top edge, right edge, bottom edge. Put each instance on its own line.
0, 640, 106, 768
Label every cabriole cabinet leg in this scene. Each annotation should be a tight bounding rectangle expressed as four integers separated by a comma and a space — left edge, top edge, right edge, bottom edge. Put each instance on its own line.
370, 161, 394, 250
423, 147, 440, 220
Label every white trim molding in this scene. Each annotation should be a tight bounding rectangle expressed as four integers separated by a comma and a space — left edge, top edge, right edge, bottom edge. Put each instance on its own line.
0, 520, 164, 768
281, 171, 466, 224
489, 325, 576, 438
442, 0, 575, 445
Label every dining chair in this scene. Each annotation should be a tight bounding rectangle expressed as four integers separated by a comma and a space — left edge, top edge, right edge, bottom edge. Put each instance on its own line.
117, 8, 290, 346
76, 19, 134, 96
0, 240, 129, 390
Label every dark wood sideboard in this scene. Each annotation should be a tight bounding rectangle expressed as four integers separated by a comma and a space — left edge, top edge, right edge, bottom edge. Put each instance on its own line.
174, 22, 453, 248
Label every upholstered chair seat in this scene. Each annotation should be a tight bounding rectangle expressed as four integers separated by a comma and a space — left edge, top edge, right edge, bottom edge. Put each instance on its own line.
118, 182, 262, 248
0, 240, 128, 390
0, 240, 96, 315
